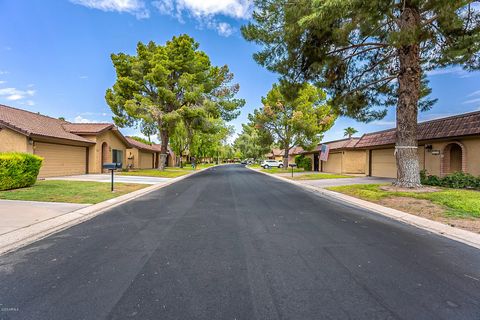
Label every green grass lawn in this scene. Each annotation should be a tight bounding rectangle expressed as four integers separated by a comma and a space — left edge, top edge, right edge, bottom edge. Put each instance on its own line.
119, 163, 217, 178
0, 180, 147, 204
261, 167, 306, 174
328, 184, 480, 218
247, 164, 261, 169
292, 173, 352, 180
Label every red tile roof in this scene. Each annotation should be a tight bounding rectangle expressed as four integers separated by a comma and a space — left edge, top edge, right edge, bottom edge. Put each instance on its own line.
302, 138, 361, 154
126, 137, 161, 153
0, 104, 94, 144
355, 111, 480, 148
62, 123, 113, 134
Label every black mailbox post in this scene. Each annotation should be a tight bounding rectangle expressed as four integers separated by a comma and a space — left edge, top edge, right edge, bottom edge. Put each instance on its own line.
103, 162, 122, 192
288, 163, 297, 178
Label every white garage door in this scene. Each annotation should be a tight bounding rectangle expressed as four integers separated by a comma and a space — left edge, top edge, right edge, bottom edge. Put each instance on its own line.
35, 142, 87, 178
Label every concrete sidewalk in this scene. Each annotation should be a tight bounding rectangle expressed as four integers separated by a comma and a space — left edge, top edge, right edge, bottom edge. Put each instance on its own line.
46, 174, 171, 185
0, 200, 89, 235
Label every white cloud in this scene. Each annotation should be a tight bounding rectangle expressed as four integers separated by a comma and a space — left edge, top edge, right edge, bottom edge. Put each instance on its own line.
73, 115, 98, 123
25, 100, 35, 106
70, 0, 150, 19
370, 120, 395, 126
463, 97, 480, 104
0, 80, 5, 84
153, 0, 252, 36
215, 22, 234, 37
426, 66, 472, 78
467, 89, 480, 97
80, 111, 108, 116
0, 70, 8, 75
0, 87, 35, 101
79, 75, 89, 79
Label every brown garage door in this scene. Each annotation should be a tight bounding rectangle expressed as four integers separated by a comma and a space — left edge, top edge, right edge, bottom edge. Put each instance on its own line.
139, 151, 154, 169
322, 152, 342, 173
35, 142, 87, 177
371, 148, 396, 178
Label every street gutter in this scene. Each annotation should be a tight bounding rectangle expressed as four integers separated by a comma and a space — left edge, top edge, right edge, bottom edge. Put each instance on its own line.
248, 166, 480, 250
0, 165, 220, 256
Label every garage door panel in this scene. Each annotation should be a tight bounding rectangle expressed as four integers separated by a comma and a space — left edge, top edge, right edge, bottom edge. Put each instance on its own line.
139, 151, 154, 169
371, 149, 396, 178
322, 152, 342, 173
35, 143, 86, 177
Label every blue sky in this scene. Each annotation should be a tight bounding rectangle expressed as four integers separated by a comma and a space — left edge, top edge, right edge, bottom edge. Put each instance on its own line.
1, 0, 480, 144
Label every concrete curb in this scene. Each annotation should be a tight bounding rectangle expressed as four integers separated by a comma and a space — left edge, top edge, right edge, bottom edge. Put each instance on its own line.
248, 167, 480, 250
0, 165, 217, 255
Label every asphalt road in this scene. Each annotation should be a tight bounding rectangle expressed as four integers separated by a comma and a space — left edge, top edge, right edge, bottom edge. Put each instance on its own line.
1, 165, 480, 320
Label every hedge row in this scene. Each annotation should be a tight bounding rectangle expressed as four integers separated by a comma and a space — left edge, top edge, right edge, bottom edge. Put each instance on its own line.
295, 154, 312, 171
0, 153, 43, 191
420, 170, 480, 190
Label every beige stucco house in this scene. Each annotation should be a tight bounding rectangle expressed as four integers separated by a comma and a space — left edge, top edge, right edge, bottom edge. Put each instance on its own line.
126, 137, 159, 170
0, 104, 131, 177
301, 138, 366, 175
356, 111, 480, 178
304, 111, 480, 178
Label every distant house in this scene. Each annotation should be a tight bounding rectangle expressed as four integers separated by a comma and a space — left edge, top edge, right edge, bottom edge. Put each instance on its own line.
125, 137, 160, 169
301, 138, 364, 174
265, 148, 283, 161
303, 111, 480, 178
0, 104, 131, 177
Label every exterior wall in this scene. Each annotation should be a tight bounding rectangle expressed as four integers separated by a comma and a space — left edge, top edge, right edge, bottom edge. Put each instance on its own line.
321, 152, 342, 173
424, 137, 480, 177
34, 142, 87, 178
84, 131, 128, 173
0, 127, 29, 152
342, 150, 366, 174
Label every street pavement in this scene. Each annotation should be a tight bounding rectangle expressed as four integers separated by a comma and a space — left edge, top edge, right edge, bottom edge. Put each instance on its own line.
0, 165, 479, 320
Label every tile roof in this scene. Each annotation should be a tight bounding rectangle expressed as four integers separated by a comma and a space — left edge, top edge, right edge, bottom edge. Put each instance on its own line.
62, 123, 113, 134
302, 138, 361, 154
0, 104, 94, 144
355, 110, 480, 148
126, 137, 162, 153
288, 146, 304, 155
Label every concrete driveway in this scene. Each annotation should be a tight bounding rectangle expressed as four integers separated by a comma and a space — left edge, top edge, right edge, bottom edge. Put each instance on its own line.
0, 200, 88, 235
300, 176, 394, 188
46, 174, 170, 185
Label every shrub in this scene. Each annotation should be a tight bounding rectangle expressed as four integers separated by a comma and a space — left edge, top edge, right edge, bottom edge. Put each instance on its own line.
0, 152, 43, 191
420, 170, 480, 190
295, 154, 312, 171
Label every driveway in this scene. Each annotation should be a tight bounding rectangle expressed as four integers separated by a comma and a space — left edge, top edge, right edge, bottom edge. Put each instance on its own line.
0, 200, 88, 235
1, 165, 479, 319
301, 176, 394, 188
47, 174, 170, 185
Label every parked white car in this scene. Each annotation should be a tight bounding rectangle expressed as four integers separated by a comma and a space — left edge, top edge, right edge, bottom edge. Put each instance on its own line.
261, 159, 284, 169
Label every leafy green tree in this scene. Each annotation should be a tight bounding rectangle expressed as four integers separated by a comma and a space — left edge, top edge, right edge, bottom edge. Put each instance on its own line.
243, 0, 480, 187
129, 136, 152, 145
344, 127, 358, 139
170, 122, 189, 168
106, 34, 244, 170
249, 82, 336, 168
140, 120, 157, 143
234, 123, 273, 160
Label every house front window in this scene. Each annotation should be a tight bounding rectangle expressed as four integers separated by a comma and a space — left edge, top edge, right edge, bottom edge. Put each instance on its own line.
112, 149, 123, 165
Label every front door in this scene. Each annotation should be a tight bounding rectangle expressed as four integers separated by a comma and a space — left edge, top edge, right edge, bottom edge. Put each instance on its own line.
313, 154, 319, 172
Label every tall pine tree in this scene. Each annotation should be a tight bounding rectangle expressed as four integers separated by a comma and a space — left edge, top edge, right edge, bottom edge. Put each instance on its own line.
243, 0, 480, 187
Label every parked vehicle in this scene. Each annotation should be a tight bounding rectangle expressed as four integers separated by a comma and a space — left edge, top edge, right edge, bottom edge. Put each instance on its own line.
261, 159, 283, 169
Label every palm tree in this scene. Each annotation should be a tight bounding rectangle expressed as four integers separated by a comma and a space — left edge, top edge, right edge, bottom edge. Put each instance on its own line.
343, 127, 358, 139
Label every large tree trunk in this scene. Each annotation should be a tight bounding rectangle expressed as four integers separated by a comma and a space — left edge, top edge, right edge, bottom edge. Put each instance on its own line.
282, 147, 289, 170
395, 4, 422, 188
158, 128, 169, 171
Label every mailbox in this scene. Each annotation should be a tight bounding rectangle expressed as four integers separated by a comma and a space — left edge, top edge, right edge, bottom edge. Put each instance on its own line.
288, 164, 297, 168
103, 162, 122, 170
102, 163, 122, 192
